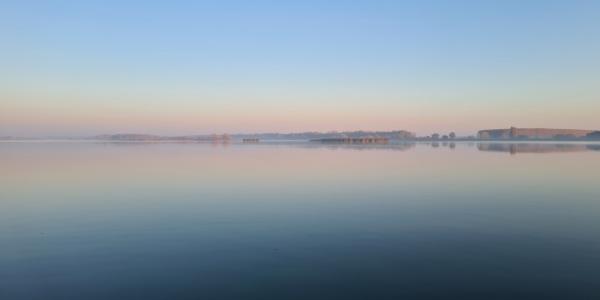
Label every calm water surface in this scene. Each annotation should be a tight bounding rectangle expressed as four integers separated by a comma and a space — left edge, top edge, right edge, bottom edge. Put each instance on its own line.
1, 142, 600, 299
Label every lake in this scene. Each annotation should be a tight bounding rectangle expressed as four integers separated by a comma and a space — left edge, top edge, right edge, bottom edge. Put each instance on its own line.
1, 141, 599, 299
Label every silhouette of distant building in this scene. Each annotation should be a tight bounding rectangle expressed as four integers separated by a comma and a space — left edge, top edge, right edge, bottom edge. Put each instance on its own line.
478, 127, 594, 140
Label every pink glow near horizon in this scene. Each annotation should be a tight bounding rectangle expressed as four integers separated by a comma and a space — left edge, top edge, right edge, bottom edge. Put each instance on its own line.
3, 97, 600, 137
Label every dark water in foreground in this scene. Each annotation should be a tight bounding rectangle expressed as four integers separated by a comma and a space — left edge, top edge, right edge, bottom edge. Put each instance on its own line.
1, 141, 600, 299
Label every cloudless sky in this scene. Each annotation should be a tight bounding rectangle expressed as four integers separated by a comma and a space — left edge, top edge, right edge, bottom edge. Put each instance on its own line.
2, 0, 600, 136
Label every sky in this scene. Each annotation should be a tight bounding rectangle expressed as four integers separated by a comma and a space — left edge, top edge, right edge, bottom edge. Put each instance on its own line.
2, 0, 600, 137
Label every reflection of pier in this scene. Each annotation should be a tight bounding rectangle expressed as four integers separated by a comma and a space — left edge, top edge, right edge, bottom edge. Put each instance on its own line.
312, 137, 389, 144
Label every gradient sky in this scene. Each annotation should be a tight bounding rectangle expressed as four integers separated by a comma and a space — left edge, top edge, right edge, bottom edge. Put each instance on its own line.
2, 0, 600, 136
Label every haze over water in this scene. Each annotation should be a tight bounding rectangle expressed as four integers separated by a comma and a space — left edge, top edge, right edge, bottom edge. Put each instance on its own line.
2, 141, 600, 299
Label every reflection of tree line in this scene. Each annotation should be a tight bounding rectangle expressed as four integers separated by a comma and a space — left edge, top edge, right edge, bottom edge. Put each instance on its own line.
426, 142, 458, 149
279, 142, 417, 151
92, 140, 600, 153
477, 143, 600, 154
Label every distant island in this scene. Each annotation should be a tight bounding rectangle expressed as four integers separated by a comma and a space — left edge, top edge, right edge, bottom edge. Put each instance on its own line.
2, 128, 600, 142
92, 133, 233, 141
83, 128, 600, 142
89, 130, 417, 142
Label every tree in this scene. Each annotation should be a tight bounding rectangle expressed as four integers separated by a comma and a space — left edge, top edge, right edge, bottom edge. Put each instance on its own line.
586, 131, 600, 140
449, 132, 456, 139
431, 133, 440, 140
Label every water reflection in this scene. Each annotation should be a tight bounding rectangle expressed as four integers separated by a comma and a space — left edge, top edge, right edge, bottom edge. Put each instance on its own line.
252, 141, 600, 153
586, 144, 600, 151
279, 142, 417, 151
284, 141, 600, 153
1, 141, 600, 299
477, 142, 600, 154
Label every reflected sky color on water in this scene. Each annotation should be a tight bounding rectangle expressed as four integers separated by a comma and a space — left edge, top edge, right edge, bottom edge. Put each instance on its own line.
1, 142, 600, 299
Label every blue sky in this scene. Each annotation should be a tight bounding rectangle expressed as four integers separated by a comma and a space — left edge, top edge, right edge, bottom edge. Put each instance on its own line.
2, 0, 600, 136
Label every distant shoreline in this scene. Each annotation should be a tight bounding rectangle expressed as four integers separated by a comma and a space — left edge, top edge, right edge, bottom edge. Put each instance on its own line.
1, 127, 599, 142
2, 138, 600, 144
